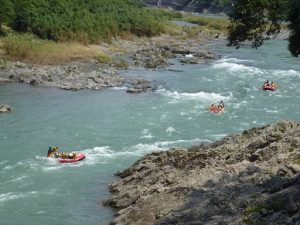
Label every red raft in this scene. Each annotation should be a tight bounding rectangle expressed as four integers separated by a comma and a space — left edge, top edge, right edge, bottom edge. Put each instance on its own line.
57, 153, 85, 163
209, 107, 224, 113
262, 84, 276, 91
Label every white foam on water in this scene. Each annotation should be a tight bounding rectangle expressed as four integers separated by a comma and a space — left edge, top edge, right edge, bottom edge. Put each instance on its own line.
122, 138, 210, 156
213, 61, 265, 75
185, 53, 194, 58
9, 176, 28, 183
3, 160, 27, 171
80, 138, 211, 162
264, 109, 279, 114
232, 100, 249, 109
111, 86, 128, 90
10, 138, 211, 170
0, 191, 38, 203
180, 112, 189, 116
0, 160, 8, 165
219, 57, 255, 63
166, 127, 176, 136
271, 69, 300, 78
160, 113, 168, 120
140, 129, 154, 139
209, 133, 228, 139
240, 122, 250, 127
157, 89, 232, 103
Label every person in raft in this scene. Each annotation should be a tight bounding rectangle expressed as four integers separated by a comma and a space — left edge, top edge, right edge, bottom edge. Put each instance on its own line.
47, 146, 59, 157
47, 147, 77, 159
263, 80, 270, 87
271, 81, 277, 88
210, 103, 218, 110
218, 100, 225, 110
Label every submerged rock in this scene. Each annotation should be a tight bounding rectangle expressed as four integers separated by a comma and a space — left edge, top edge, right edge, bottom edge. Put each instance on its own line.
0, 104, 12, 113
126, 79, 152, 94
104, 120, 300, 225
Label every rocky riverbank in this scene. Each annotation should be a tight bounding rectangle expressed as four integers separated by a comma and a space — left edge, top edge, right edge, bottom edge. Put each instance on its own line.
104, 120, 300, 225
0, 33, 219, 92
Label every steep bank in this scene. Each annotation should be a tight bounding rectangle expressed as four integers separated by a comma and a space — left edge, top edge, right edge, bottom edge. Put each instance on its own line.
105, 120, 300, 225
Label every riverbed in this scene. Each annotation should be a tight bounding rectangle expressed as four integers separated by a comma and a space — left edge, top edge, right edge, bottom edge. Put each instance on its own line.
0, 40, 299, 225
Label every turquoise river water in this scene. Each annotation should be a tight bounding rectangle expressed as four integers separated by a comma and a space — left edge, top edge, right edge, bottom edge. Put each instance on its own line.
0, 40, 300, 225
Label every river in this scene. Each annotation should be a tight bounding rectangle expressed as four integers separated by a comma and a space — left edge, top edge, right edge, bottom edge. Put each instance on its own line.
0, 40, 299, 225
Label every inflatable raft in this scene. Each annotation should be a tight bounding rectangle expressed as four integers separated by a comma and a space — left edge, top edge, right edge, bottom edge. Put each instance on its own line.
262, 84, 276, 91
209, 108, 224, 113
57, 153, 85, 163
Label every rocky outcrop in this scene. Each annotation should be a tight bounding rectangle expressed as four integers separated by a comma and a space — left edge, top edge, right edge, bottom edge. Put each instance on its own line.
104, 120, 300, 225
126, 79, 152, 94
0, 61, 124, 91
0, 34, 218, 91
0, 78, 12, 84
0, 104, 12, 113
131, 45, 218, 68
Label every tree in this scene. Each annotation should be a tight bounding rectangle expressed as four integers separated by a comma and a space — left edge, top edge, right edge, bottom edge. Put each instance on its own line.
287, 0, 300, 57
227, 0, 300, 57
0, 0, 14, 33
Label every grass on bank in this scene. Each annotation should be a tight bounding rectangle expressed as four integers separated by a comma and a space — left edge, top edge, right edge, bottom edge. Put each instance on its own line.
0, 10, 230, 65
181, 14, 230, 33
0, 35, 110, 65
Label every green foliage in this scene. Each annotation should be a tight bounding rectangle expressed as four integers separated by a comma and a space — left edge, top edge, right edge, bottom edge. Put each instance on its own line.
0, 0, 15, 32
96, 54, 111, 64
294, 156, 300, 165
4, 0, 169, 43
182, 14, 229, 32
228, 0, 288, 48
1, 34, 105, 64
243, 206, 268, 225
227, 0, 300, 57
0, 59, 9, 69
287, 0, 300, 57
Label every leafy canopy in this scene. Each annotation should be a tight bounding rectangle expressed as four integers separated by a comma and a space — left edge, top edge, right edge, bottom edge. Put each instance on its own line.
227, 0, 300, 57
0, 0, 15, 32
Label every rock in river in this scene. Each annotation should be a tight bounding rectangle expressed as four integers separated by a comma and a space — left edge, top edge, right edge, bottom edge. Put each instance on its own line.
0, 104, 12, 113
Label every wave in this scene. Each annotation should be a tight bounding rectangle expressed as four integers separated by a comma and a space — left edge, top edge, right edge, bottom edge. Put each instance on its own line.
0, 160, 8, 165
0, 191, 38, 203
157, 89, 232, 102
214, 58, 300, 79
3, 138, 211, 172
166, 127, 176, 136
140, 129, 154, 139
271, 69, 300, 78
219, 57, 255, 63
212, 61, 265, 75
81, 138, 211, 161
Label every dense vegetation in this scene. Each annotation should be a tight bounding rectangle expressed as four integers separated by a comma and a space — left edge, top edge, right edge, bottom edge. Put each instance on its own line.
0, 0, 181, 43
181, 14, 229, 33
227, 0, 300, 57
